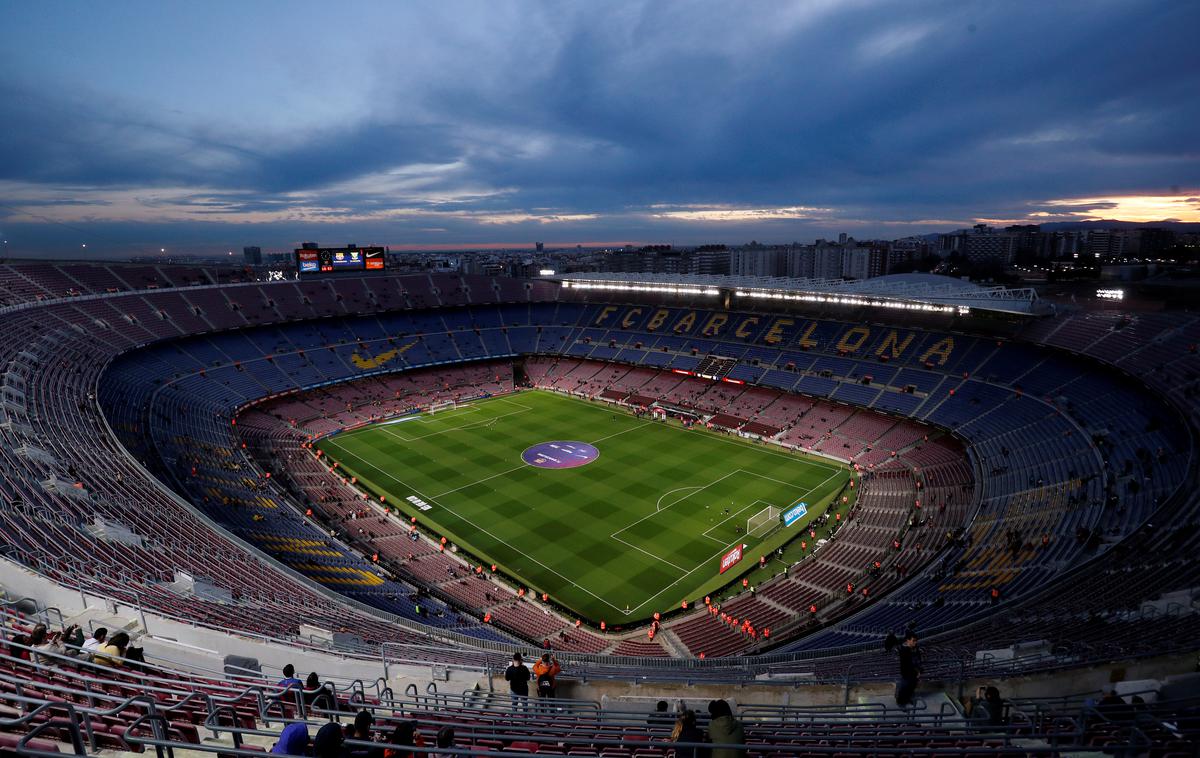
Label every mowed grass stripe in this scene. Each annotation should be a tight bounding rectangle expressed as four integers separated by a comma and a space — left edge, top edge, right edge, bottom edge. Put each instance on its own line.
320, 390, 849, 623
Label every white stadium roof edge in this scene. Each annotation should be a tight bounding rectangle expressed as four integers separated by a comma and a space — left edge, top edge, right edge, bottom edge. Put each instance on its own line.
548, 272, 1042, 316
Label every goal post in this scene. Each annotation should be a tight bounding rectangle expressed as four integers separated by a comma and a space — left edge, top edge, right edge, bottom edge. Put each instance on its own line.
428, 400, 458, 414
747, 505, 781, 538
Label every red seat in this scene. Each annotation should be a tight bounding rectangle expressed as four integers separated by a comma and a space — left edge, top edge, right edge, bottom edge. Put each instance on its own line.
510, 741, 541, 753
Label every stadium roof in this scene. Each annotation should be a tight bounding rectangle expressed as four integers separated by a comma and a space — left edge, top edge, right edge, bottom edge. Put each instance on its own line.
551, 272, 1041, 316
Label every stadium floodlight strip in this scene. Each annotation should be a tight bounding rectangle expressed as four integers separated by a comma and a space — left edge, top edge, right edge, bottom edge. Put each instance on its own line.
562, 280, 721, 296
734, 289, 970, 315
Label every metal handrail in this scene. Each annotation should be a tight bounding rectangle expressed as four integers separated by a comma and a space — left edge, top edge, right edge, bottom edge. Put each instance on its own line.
0, 695, 88, 758
3, 287, 1196, 679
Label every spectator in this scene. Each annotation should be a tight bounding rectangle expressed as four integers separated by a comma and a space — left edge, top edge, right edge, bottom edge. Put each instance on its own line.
34, 625, 81, 665
1096, 690, 1134, 723
7, 632, 31, 661
305, 672, 335, 712
434, 726, 461, 758
705, 700, 745, 758
648, 700, 673, 727
26, 624, 48, 655
313, 722, 346, 758
82, 628, 108, 658
895, 631, 921, 707
346, 710, 375, 758
504, 653, 531, 711
670, 709, 707, 758
383, 721, 419, 758
271, 723, 310, 756
94, 631, 131, 667
533, 652, 561, 701
278, 664, 303, 689
965, 686, 1005, 727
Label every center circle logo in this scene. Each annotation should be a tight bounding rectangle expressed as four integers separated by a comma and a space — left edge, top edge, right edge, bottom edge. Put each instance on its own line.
522, 441, 599, 469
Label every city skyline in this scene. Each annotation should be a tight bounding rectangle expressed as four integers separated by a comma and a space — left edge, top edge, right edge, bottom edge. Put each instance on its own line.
1, 1, 1198, 258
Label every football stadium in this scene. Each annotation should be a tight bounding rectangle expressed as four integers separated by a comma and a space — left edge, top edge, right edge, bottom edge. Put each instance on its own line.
1, 261, 1198, 754
3, 2, 1199, 754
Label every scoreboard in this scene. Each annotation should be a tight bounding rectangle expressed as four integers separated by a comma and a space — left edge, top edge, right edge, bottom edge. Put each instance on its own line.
295, 246, 385, 274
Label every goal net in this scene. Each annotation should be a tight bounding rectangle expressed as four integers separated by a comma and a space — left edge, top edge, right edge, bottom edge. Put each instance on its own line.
747, 505, 781, 538
428, 400, 458, 414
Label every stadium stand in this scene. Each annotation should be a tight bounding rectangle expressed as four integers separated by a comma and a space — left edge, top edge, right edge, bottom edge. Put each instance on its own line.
0, 263, 1198, 754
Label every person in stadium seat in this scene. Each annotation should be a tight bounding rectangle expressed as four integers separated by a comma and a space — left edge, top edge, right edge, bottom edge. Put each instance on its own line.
966, 685, 1006, 728
304, 671, 336, 713
895, 631, 922, 707
271, 723, 310, 756
93, 631, 130, 667
505, 652, 531, 711
278, 663, 303, 689
82, 627, 107, 658
32, 624, 80, 665
533, 652, 561, 701
313, 722, 346, 758
24, 624, 48, 657
705, 700, 744, 758
350, 709, 374, 743
648, 700, 673, 727
383, 721, 420, 758
434, 727, 462, 758
670, 709, 707, 758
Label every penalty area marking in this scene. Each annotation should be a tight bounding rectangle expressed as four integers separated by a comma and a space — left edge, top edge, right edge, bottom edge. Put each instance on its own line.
412, 404, 481, 425
656, 485, 703, 512
619, 464, 850, 616
328, 392, 850, 619
700, 499, 775, 542
320, 436, 632, 616
379, 399, 533, 443
610, 534, 689, 573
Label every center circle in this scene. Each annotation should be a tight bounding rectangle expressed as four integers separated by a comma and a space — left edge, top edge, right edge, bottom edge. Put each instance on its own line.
522, 441, 600, 469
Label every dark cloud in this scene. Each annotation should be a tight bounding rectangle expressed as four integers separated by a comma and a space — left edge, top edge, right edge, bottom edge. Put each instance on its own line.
0, 0, 1197, 256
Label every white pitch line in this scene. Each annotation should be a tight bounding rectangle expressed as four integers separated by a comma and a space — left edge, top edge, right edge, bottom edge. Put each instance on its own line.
322, 438, 631, 615
656, 485, 703, 512
623, 538, 750, 616
430, 463, 530, 499
330, 389, 851, 620
612, 469, 744, 538
427, 415, 652, 499
611, 534, 688, 572
495, 397, 535, 412
413, 404, 481, 425
626, 468, 849, 615
700, 500, 764, 540
380, 403, 533, 443
542, 391, 843, 474
589, 421, 654, 445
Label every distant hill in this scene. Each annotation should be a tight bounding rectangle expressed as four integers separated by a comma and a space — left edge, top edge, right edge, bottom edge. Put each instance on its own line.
1036, 220, 1200, 232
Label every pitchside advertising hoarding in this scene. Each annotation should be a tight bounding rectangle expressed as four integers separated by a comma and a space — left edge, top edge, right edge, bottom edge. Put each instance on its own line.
782, 501, 808, 527
719, 543, 746, 574
294, 246, 386, 274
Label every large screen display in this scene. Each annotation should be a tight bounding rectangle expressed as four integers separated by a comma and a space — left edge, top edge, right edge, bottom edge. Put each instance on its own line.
295, 246, 385, 274
296, 249, 320, 273
330, 248, 363, 269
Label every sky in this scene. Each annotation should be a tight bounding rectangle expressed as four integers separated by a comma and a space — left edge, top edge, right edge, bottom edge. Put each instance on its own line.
1, 0, 1198, 258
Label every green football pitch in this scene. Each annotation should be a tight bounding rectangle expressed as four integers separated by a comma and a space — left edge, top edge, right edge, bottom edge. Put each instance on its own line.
317, 390, 849, 624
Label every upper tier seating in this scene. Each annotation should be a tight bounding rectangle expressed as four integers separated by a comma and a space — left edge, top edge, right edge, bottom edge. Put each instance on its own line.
0, 269, 1193, 674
